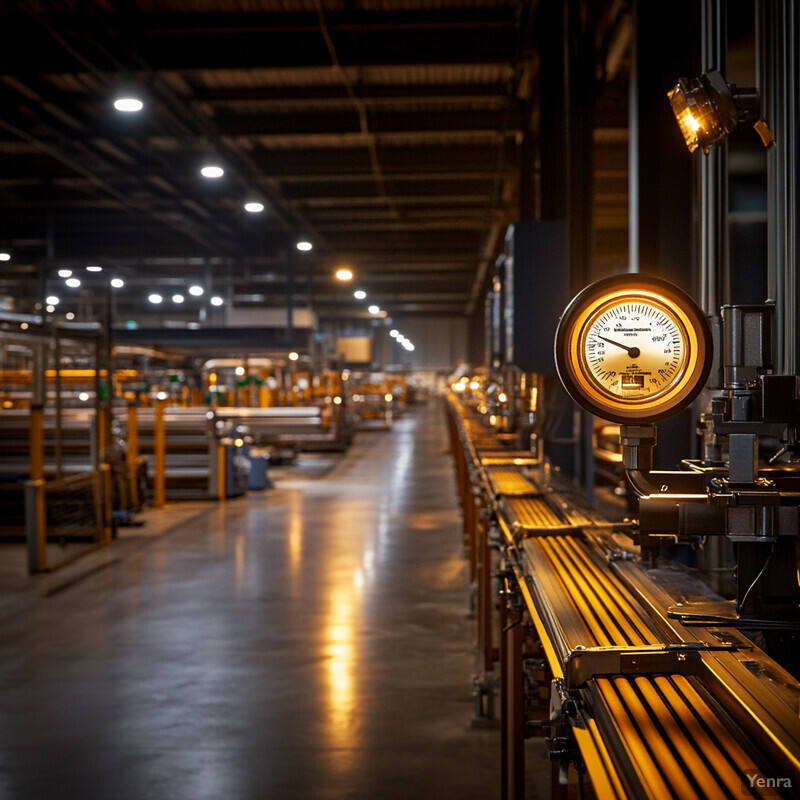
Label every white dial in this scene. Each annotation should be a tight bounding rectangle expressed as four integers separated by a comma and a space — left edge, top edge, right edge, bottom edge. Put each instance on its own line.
581, 300, 687, 401
555, 275, 712, 423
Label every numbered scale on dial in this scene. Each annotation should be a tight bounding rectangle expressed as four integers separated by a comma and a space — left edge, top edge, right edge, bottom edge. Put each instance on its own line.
554, 275, 713, 423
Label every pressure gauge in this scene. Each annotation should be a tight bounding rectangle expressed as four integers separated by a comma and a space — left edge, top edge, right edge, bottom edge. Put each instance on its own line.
554, 274, 712, 423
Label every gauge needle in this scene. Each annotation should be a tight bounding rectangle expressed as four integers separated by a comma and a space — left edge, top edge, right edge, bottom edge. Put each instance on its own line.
597, 335, 641, 359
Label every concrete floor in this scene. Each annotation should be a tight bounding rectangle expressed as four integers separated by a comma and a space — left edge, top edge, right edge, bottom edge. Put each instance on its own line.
0, 399, 517, 800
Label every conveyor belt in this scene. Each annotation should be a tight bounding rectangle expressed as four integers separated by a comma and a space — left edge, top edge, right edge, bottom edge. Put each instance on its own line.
504, 496, 568, 529
446, 395, 800, 799
486, 466, 538, 496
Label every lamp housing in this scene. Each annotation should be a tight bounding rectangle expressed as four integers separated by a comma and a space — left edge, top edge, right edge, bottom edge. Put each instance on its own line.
668, 69, 770, 154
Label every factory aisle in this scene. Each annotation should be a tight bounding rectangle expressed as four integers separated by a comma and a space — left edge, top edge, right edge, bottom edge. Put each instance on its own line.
0, 399, 500, 800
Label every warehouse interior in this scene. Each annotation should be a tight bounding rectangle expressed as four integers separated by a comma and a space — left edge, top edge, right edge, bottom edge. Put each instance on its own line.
1, 1, 799, 798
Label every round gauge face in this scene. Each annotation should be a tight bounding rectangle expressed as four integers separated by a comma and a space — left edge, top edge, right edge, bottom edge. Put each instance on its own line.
555, 275, 712, 423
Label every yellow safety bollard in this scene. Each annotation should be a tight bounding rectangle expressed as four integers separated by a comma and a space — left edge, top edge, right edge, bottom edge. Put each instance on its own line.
217, 443, 226, 501
154, 398, 166, 508
29, 405, 45, 482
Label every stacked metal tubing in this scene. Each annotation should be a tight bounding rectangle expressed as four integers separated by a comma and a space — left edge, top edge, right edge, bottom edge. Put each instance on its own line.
445, 396, 800, 800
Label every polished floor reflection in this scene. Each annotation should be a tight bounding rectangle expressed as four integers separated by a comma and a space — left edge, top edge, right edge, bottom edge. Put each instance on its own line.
0, 399, 500, 800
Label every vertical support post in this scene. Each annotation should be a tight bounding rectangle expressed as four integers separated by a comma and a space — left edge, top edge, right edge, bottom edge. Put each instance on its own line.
54, 326, 63, 479
25, 479, 47, 573
100, 463, 113, 542
127, 403, 139, 510
286, 239, 295, 347
477, 507, 494, 674
501, 583, 526, 800
153, 398, 166, 508
30, 343, 46, 482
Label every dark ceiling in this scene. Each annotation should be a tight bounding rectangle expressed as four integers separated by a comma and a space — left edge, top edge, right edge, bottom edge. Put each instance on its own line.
0, 0, 630, 325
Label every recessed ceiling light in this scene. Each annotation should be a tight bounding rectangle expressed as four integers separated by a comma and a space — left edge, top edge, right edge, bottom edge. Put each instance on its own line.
46, 305, 56, 313
210, 296, 224, 306
148, 293, 163, 304
58, 269, 72, 278
65, 312, 75, 320
110, 278, 124, 288
114, 97, 143, 112
288, 351, 299, 361
86, 265, 102, 272
65, 277, 81, 288
335, 268, 354, 282
244, 202, 264, 213
0, 253, 10, 261
189, 285, 204, 296
172, 294, 185, 304
296, 241, 313, 252
200, 165, 224, 179
390, 329, 398, 338
354, 290, 367, 300
46, 295, 59, 305
368, 305, 380, 315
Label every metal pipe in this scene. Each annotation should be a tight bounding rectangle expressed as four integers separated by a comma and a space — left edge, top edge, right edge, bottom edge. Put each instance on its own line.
700, 0, 728, 314
762, 0, 799, 374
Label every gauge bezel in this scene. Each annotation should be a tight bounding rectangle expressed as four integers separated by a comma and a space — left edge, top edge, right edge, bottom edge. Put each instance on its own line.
554, 274, 713, 423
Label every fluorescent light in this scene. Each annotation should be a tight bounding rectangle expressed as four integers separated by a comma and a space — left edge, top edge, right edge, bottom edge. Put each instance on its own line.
46, 295, 59, 305
58, 269, 72, 278
296, 241, 313, 252
189, 285, 204, 296
244, 202, 264, 213
0, 253, 10, 261
210, 296, 224, 306
172, 294, 185, 304
368, 304, 380, 315
200, 165, 224, 178
86, 265, 102, 272
354, 290, 367, 300
114, 97, 143, 112
65, 277, 81, 288
110, 278, 124, 288
148, 293, 163, 304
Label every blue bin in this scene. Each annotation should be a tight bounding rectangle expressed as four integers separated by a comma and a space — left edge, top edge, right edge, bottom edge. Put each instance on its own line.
248, 454, 271, 490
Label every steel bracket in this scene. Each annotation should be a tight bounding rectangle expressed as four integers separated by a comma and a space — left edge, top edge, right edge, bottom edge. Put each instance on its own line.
563, 642, 738, 691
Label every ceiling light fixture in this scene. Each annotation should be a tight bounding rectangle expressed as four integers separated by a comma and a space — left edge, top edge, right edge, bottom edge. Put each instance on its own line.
368, 304, 381, 315
244, 201, 265, 213
110, 278, 124, 288
210, 296, 224, 306
0, 253, 10, 262
172, 294, 185, 304
114, 97, 143, 113
189, 285, 204, 297
354, 290, 367, 300
86, 265, 102, 272
65, 277, 81, 288
46, 295, 59, 305
200, 165, 224, 179
296, 241, 313, 252
288, 351, 299, 361
668, 69, 774, 154
148, 293, 163, 304
335, 267, 354, 282
58, 269, 72, 278
389, 329, 399, 338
